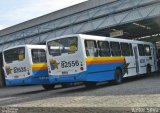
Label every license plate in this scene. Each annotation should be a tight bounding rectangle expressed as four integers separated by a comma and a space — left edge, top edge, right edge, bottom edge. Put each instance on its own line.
62, 71, 68, 75
14, 76, 19, 78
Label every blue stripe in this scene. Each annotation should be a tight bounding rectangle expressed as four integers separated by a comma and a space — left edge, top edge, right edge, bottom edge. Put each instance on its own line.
32, 69, 48, 77
6, 69, 50, 86
6, 75, 50, 86
87, 62, 123, 73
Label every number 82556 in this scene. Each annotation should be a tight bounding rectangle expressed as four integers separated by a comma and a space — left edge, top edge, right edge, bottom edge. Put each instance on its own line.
61, 60, 79, 68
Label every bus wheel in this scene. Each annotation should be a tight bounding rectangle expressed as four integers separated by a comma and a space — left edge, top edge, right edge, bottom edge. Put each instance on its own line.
84, 82, 96, 88
114, 69, 122, 85
42, 84, 55, 90
146, 65, 151, 76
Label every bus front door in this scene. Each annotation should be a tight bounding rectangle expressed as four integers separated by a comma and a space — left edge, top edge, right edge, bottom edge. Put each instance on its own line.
133, 46, 139, 74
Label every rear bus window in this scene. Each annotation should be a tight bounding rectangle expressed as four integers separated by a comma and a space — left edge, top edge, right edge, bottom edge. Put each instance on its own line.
4, 47, 25, 63
31, 49, 47, 63
48, 37, 78, 56
85, 40, 98, 57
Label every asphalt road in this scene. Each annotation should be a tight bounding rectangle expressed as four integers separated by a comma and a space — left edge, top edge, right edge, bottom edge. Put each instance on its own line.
0, 73, 160, 110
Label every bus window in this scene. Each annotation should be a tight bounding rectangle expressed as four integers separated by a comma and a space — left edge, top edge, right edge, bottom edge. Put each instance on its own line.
4, 47, 25, 63
110, 42, 121, 56
138, 44, 145, 56
66, 37, 77, 54
31, 49, 47, 63
98, 41, 111, 57
48, 39, 61, 56
120, 43, 130, 56
129, 44, 133, 56
85, 40, 98, 57
48, 37, 77, 56
144, 45, 151, 56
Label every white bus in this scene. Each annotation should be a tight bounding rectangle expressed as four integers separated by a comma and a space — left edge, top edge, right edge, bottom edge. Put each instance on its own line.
3, 45, 55, 89
46, 34, 158, 87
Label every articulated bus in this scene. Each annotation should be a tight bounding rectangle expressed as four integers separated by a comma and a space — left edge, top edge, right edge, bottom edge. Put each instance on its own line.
3, 45, 55, 89
46, 34, 158, 87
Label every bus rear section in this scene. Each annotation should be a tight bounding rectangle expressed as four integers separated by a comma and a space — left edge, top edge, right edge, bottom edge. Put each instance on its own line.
3, 45, 50, 86
47, 36, 87, 83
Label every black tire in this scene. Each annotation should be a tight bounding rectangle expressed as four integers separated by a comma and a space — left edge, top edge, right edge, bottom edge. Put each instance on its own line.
113, 68, 123, 85
84, 82, 96, 88
146, 65, 151, 76
42, 84, 55, 90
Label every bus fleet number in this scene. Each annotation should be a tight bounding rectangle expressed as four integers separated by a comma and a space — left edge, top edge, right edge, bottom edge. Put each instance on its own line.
61, 60, 79, 68
14, 67, 26, 73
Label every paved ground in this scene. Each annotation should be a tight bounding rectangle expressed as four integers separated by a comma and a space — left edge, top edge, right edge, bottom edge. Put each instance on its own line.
0, 73, 160, 112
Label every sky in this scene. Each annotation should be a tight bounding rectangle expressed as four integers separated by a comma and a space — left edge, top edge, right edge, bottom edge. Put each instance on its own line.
0, 0, 87, 30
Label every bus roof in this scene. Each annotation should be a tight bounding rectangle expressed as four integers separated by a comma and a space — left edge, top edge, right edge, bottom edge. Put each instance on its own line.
80, 34, 153, 45
46, 34, 153, 45
3, 44, 46, 52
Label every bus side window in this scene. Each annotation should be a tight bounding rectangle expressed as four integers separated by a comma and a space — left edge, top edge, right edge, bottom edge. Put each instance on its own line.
110, 42, 121, 56
85, 40, 98, 57
98, 41, 111, 57
129, 44, 133, 56
31, 49, 47, 63
138, 44, 145, 56
120, 43, 130, 56
144, 44, 151, 56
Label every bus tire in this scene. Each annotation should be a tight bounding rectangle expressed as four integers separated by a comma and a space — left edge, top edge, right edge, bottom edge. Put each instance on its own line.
84, 82, 96, 88
113, 68, 122, 85
42, 84, 55, 90
146, 65, 151, 76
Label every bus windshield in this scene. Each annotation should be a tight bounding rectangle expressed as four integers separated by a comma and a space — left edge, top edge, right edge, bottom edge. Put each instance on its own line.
47, 37, 78, 56
4, 47, 25, 63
